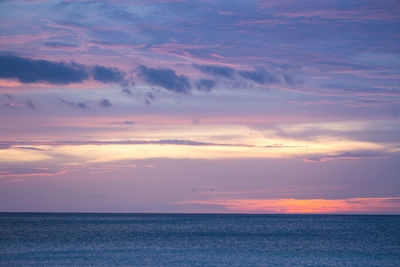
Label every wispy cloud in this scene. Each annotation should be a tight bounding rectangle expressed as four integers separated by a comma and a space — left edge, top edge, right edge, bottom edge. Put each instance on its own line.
111, 120, 135, 125
194, 64, 294, 86
304, 152, 386, 162
0, 139, 256, 148
60, 98, 89, 109
0, 167, 68, 179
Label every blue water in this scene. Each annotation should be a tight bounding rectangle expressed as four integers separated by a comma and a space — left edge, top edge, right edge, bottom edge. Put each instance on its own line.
1, 213, 399, 266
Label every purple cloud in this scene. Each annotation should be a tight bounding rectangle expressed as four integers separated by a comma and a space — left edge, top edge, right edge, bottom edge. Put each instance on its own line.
195, 79, 216, 92
138, 65, 191, 93
99, 98, 112, 108
194, 64, 235, 78
60, 98, 89, 110
238, 68, 280, 85
0, 54, 125, 85
93, 65, 124, 83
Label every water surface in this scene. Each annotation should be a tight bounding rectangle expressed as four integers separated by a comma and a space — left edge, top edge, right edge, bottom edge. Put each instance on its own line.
1, 213, 399, 266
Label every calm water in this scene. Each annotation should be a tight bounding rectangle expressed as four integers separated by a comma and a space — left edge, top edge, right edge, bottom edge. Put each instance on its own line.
1, 213, 399, 266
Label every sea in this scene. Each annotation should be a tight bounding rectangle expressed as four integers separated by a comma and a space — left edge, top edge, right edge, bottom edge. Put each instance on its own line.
1, 213, 399, 266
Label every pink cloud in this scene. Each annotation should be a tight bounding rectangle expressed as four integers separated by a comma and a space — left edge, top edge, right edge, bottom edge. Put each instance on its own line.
0, 168, 68, 179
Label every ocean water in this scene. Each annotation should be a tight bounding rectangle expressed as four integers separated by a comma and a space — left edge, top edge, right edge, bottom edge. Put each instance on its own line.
1, 213, 399, 266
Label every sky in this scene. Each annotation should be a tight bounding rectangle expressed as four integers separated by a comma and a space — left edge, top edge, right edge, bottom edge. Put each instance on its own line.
0, 0, 399, 214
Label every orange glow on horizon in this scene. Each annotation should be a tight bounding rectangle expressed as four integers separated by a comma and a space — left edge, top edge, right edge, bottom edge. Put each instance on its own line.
178, 197, 400, 214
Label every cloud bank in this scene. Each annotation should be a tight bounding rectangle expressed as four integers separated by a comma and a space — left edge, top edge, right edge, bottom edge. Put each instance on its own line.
0, 55, 125, 85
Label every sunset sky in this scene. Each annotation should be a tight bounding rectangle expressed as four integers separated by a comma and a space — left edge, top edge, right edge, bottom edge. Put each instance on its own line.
1, 0, 399, 213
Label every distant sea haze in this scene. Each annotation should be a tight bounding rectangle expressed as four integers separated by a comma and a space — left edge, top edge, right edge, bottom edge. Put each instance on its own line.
1, 213, 399, 266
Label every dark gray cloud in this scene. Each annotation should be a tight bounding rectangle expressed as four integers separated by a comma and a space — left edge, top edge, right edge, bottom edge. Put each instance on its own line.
194, 64, 235, 78
138, 65, 191, 93
93, 65, 124, 83
25, 99, 37, 110
0, 54, 89, 84
0, 54, 125, 85
238, 68, 280, 84
60, 98, 89, 109
145, 91, 155, 106
110, 120, 135, 125
196, 79, 216, 92
283, 74, 295, 85
99, 98, 112, 108
122, 88, 133, 95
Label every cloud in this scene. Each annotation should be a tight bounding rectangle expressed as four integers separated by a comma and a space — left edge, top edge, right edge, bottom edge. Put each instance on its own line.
0, 55, 294, 93
194, 65, 293, 87
264, 144, 305, 148
0, 54, 89, 84
92, 65, 124, 83
16, 146, 47, 151
0, 144, 11, 149
25, 99, 37, 110
304, 152, 385, 162
196, 79, 215, 92
99, 98, 112, 108
321, 84, 400, 96
0, 139, 319, 150
391, 104, 400, 117
145, 91, 155, 105
0, 167, 68, 179
238, 68, 280, 84
60, 98, 89, 109
194, 64, 235, 78
283, 74, 295, 85
44, 41, 80, 49
0, 139, 256, 148
138, 65, 191, 93
110, 120, 135, 125
0, 54, 125, 85
122, 88, 133, 95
